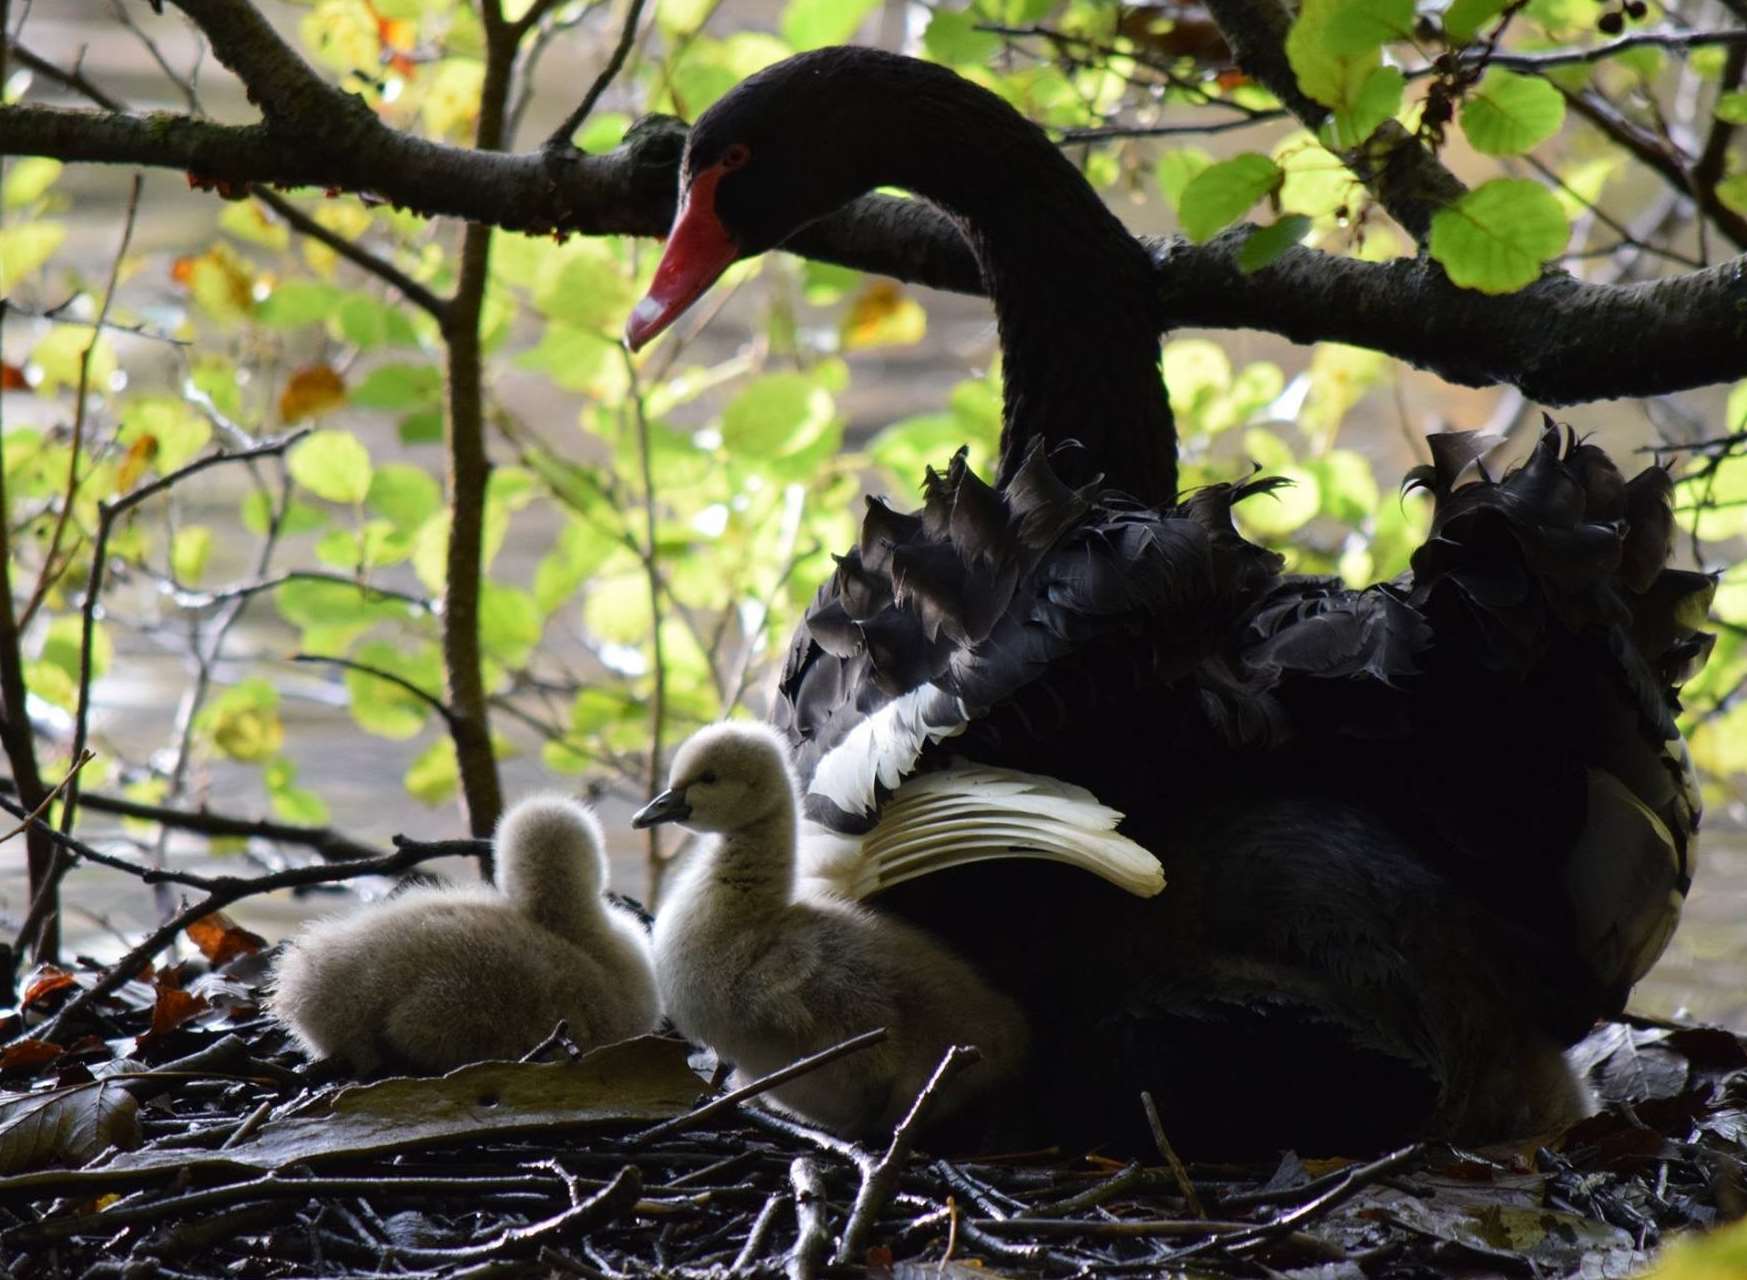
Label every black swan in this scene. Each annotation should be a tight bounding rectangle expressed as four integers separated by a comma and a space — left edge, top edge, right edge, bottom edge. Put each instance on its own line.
271, 795, 658, 1072
633, 722, 1028, 1138
624, 46, 1711, 1154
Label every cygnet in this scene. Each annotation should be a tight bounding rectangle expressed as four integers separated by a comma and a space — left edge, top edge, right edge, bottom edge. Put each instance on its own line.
636, 722, 1028, 1138
270, 795, 658, 1073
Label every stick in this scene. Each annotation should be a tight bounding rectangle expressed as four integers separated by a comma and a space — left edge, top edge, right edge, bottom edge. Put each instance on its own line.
786, 1157, 831, 1280
834, 1044, 982, 1263
1141, 1090, 1206, 1218
624, 1027, 888, 1147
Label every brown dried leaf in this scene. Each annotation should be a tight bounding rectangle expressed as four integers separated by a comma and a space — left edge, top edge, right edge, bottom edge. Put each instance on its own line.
185, 912, 267, 967
278, 364, 346, 424
842, 281, 926, 351
21, 964, 77, 1009
0, 1041, 63, 1072
0, 363, 26, 390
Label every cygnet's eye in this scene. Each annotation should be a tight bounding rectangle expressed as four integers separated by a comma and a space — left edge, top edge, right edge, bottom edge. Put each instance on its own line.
695, 771, 719, 785
720, 143, 750, 171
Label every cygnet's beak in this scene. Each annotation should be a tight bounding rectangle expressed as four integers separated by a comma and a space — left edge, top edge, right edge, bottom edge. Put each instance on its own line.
631, 787, 690, 829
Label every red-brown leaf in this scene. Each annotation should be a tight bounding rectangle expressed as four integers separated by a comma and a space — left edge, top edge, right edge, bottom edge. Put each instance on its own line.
0, 1040, 63, 1072
185, 912, 267, 966
21, 965, 77, 1009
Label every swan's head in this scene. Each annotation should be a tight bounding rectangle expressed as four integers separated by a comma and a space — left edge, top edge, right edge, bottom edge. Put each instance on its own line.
632, 722, 797, 834
494, 794, 608, 905
626, 47, 962, 351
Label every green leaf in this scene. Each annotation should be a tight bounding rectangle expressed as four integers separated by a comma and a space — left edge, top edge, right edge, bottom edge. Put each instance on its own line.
1322, 0, 1412, 54
38, 615, 110, 684
480, 582, 542, 666
289, 429, 374, 505
1315, 450, 1381, 524
199, 679, 285, 763
1717, 91, 1747, 125
344, 641, 442, 740
242, 491, 327, 536
404, 737, 459, 806
1178, 154, 1282, 243
367, 463, 442, 530
720, 373, 837, 456
1460, 68, 1565, 155
1155, 148, 1214, 213
399, 410, 444, 445
534, 241, 634, 333
1237, 215, 1311, 273
336, 292, 422, 348
923, 8, 999, 65
1336, 65, 1404, 147
3, 158, 62, 208
351, 363, 442, 411
577, 112, 631, 154
1443, 0, 1511, 42
1429, 179, 1569, 294
265, 757, 330, 825
118, 396, 213, 475
172, 526, 214, 585
257, 281, 342, 328
0, 223, 67, 292
1719, 174, 1747, 217
781, 0, 880, 50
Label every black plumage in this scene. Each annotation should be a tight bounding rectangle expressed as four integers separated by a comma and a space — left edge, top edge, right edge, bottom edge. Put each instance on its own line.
631, 47, 1713, 1154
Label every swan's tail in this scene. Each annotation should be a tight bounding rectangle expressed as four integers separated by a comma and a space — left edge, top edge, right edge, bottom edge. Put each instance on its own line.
799, 765, 1165, 901
1405, 420, 1710, 1008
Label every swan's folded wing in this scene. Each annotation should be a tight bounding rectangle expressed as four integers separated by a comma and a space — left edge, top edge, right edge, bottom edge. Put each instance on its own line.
798, 765, 1164, 901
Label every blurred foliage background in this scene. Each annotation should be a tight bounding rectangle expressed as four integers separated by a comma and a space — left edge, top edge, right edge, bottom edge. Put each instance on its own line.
1, 0, 1744, 1022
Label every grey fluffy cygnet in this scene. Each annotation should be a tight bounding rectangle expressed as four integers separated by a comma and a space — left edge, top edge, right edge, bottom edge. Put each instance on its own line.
636, 722, 1029, 1139
270, 795, 658, 1074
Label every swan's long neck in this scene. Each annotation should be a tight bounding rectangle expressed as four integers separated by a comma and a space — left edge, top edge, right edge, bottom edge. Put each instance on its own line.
705, 808, 798, 907
880, 90, 1178, 505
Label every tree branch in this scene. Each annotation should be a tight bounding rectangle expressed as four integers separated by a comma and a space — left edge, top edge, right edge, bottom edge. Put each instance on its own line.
1, 97, 1743, 401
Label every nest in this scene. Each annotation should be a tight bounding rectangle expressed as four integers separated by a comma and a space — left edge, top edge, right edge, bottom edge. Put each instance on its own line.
2, 912, 1744, 1280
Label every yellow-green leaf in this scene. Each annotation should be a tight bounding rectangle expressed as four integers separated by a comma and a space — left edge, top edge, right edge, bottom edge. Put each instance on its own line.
1460, 68, 1565, 155
1429, 179, 1568, 294
289, 429, 373, 505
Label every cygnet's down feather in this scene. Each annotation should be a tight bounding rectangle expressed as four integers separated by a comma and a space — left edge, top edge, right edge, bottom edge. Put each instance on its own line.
637, 723, 1028, 1139
270, 796, 658, 1073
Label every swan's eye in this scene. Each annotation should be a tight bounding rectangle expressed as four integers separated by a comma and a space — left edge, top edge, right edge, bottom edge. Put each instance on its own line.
720, 143, 750, 171
695, 771, 719, 785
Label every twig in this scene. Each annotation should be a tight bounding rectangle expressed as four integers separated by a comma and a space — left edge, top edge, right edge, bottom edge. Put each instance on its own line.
543, 0, 651, 152
249, 185, 448, 319
786, 1157, 831, 1280
835, 1044, 982, 1263
57, 431, 312, 845
5, 752, 97, 961
19, 174, 142, 633
520, 1019, 582, 1063
0, 750, 91, 848
625, 1027, 889, 1147
0, 775, 388, 862
20, 828, 474, 1046
168, 569, 433, 612
730, 1189, 787, 1276
1166, 1142, 1424, 1262
1473, 26, 1747, 73
1141, 1090, 1206, 1218
292, 652, 458, 729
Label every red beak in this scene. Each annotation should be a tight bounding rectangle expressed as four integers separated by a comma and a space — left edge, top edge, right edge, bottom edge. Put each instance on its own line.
625, 163, 741, 352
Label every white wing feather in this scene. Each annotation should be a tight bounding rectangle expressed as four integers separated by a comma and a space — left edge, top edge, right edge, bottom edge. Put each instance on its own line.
798, 764, 1164, 901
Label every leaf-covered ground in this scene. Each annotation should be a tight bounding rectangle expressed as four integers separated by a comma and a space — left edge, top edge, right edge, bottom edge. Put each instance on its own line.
2, 925, 1744, 1279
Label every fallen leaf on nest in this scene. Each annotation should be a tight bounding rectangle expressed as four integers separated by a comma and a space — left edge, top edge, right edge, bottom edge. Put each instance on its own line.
97, 1035, 704, 1176
0, 1041, 62, 1072
0, 1081, 141, 1174
21, 964, 77, 1008
186, 911, 267, 966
